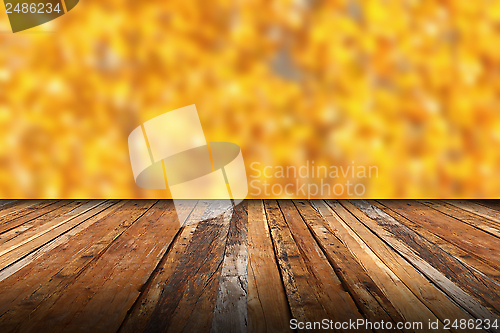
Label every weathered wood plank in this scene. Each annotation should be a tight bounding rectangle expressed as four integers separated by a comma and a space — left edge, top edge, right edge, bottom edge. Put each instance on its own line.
0, 200, 156, 332
0, 200, 64, 234
246, 200, 292, 333
380, 200, 500, 270
16, 200, 185, 333
0, 200, 91, 247
0, 201, 18, 211
372, 200, 500, 284
0, 200, 109, 270
328, 200, 475, 333
418, 200, 500, 238
159, 200, 234, 333
293, 200, 403, 330
118, 200, 210, 333
344, 200, 499, 331
265, 200, 327, 327
311, 200, 448, 333
473, 200, 500, 212
210, 201, 248, 333
142, 200, 233, 333
354, 200, 500, 317
444, 200, 500, 225
0, 200, 73, 234
0, 200, 120, 282
0, 200, 42, 219
267, 200, 368, 332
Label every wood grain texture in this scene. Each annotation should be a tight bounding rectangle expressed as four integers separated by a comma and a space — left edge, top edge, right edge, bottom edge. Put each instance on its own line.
0, 200, 91, 246
118, 200, 200, 333
0, 200, 42, 220
17, 200, 182, 333
355, 200, 500, 317
0, 200, 156, 332
0, 200, 66, 234
380, 200, 500, 270
0, 199, 499, 333
210, 201, 248, 333
347, 200, 500, 331
418, 200, 500, 238
0, 200, 108, 268
247, 200, 292, 333
293, 200, 403, 330
329, 200, 475, 333
372, 200, 500, 284
267, 200, 368, 333
142, 200, 233, 333
311, 200, 447, 333
0, 200, 120, 282
474, 200, 500, 212
444, 200, 500, 226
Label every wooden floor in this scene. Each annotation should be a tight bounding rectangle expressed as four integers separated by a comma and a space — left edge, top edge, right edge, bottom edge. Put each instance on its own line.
0, 200, 499, 333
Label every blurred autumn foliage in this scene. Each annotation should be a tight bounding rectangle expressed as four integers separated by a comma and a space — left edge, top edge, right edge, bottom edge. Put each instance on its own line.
1, 0, 500, 198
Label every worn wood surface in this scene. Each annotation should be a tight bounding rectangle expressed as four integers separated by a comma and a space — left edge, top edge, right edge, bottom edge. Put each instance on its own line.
0, 199, 499, 333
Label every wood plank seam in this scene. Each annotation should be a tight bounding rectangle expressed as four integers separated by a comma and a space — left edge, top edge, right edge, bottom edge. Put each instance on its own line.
312, 199, 448, 333
268, 200, 369, 332
0, 200, 122, 282
140, 200, 233, 333
417, 200, 500, 239
0, 200, 106, 259
372, 200, 500, 287
326, 200, 477, 333
18, 200, 187, 333
117, 200, 202, 333
361, 201, 500, 316
344, 200, 500, 331
263, 200, 309, 325
0, 200, 158, 332
260, 200, 296, 325
292, 200, 406, 328
0, 200, 67, 235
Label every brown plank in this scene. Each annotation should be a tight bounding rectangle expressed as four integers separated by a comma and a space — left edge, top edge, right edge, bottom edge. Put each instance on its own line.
0, 200, 91, 247
0, 200, 71, 235
159, 200, 235, 333
247, 200, 292, 333
267, 200, 368, 332
142, 200, 233, 333
118, 200, 206, 333
380, 200, 500, 270
265, 200, 327, 327
354, 200, 500, 317
0, 200, 42, 219
16, 200, 186, 333
445, 200, 500, 225
0, 200, 120, 282
418, 200, 500, 238
343, 200, 499, 330
0, 200, 156, 332
311, 200, 448, 333
0, 200, 114, 273
328, 200, 474, 333
473, 200, 500, 211
0, 200, 62, 232
372, 200, 500, 284
0, 199, 18, 209
292, 199, 404, 329
210, 201, 248, 333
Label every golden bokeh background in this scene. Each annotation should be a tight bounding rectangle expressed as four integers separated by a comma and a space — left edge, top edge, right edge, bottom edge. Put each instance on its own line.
1, 0, 499, 198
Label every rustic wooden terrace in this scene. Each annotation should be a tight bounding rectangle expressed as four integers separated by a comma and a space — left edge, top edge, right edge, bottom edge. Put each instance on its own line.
0, 199, 499, 333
